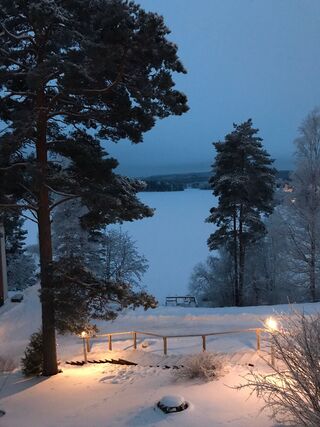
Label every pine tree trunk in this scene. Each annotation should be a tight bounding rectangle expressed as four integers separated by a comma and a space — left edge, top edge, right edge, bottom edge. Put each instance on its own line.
233, 209, 239, 306
37, 191, 58, 376
36, 88, 58, 376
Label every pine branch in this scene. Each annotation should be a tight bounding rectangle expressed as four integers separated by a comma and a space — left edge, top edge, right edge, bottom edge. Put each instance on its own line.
0, 203, 37, 211
0, 48, 29, 70
27, 209, 39, 223
19, 183, 37, 200
1, 22, 35, 44
48, 110, 91, 119
20, 212, 38, 224
64, 51, 126, 97
0, 162, 29, 171
49, 195, 80, 212
45, 184, 77, 198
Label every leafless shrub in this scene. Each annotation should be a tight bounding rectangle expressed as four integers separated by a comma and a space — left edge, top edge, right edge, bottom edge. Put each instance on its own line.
0, 356, 16, 373
239, 311, 320, 426
174, 352, 223, 382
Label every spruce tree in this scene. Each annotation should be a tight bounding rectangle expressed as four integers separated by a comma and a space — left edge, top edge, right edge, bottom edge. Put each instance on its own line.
207, 119, 275, 306
52, 199, 91, 260
1, 213, 27, 257
0, 212, 37, 290
0, 0, 188, 375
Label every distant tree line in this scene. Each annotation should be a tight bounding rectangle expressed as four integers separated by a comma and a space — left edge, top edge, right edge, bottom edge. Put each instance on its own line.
190, 110, 320, 307
141, 171, 290, 193
142, 180, 184, 192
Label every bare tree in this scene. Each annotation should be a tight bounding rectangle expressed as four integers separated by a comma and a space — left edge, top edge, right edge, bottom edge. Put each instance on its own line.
93, 229, 148, 287
286, 108, 320, 301
244, 210, 299, 305
52, 200, 148, 287
239, 311, 320, 426
189, 250, 234, 306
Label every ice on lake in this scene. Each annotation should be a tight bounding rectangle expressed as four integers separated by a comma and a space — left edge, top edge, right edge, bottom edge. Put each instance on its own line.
116, 189, 215, 302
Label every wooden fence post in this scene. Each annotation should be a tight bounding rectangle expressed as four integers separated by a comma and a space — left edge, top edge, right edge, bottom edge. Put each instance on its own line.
256, 329, 261, 351
163, 337, 167, 355
202, 335, 206, 352
108, 334, 112, 351
86, 337, 90, 353
133, 332, 137, 350
82, 337, 87, 363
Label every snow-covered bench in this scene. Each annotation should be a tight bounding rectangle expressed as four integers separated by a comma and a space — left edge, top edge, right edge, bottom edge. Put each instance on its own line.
165, 296, 197, 307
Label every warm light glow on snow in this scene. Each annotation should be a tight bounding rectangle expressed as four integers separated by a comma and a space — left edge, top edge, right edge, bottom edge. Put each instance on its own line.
265, 317, 278, 332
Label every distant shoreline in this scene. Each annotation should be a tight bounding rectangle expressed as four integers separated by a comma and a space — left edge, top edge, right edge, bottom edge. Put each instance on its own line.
140, 170, 291, 192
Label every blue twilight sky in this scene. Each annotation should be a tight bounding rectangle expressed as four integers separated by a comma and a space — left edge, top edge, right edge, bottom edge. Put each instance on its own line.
107, 0, 320, 177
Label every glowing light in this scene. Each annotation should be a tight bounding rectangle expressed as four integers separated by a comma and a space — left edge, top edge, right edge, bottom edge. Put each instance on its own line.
81, 331, 87, 338
265, 317, 278, 332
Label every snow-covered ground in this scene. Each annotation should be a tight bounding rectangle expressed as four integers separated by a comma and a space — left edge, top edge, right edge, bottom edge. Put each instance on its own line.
2, 285, 320, 426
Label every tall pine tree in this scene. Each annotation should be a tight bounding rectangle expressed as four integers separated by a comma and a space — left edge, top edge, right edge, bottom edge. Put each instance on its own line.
207, 119, 275, 306
0, 0, 188, 375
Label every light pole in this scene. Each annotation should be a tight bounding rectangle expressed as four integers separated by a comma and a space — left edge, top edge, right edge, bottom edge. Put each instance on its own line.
265, 317, 278, 367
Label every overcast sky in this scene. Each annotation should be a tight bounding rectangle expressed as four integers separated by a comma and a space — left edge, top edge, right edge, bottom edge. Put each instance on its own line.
107, 0, 320, 177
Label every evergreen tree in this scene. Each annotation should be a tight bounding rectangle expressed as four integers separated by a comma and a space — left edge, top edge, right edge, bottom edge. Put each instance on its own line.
21, 331, 43, 377
0, 0, 188, 375
1, 212, 27, 257
0, 212, 37, 290
51, 256, 155, 335
52, 199, 91, 260
207, 119, 275, 306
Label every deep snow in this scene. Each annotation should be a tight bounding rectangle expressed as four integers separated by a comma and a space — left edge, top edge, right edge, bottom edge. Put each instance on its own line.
1, 285, 320, 426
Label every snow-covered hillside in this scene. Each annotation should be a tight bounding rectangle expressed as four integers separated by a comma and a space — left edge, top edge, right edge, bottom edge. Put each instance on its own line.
1, 285, 319, 426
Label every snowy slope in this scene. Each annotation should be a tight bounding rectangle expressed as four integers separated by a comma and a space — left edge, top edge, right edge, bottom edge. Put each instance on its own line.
0, 285, 318, 426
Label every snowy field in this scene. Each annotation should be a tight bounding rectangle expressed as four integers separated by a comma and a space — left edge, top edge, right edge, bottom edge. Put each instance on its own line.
2, 285, 320, 426
25, 189, 215, 302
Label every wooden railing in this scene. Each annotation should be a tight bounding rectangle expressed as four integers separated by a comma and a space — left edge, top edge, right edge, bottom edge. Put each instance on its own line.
80, 328, 263, 359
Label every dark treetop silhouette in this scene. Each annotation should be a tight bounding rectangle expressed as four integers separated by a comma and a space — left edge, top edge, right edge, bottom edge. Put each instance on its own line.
0, 0, 188, 375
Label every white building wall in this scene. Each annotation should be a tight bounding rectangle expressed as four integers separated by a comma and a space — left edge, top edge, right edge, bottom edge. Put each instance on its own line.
0, 223, 8, 304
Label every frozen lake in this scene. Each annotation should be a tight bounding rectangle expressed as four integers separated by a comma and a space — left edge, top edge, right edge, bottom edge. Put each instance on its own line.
119, 189, 215, 303
25, 189, 216, 303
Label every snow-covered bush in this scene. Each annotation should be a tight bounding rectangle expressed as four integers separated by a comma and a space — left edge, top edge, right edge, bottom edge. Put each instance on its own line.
240, 311, 320, 426
175, 352, 223, 382
21, 331, 43, 377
